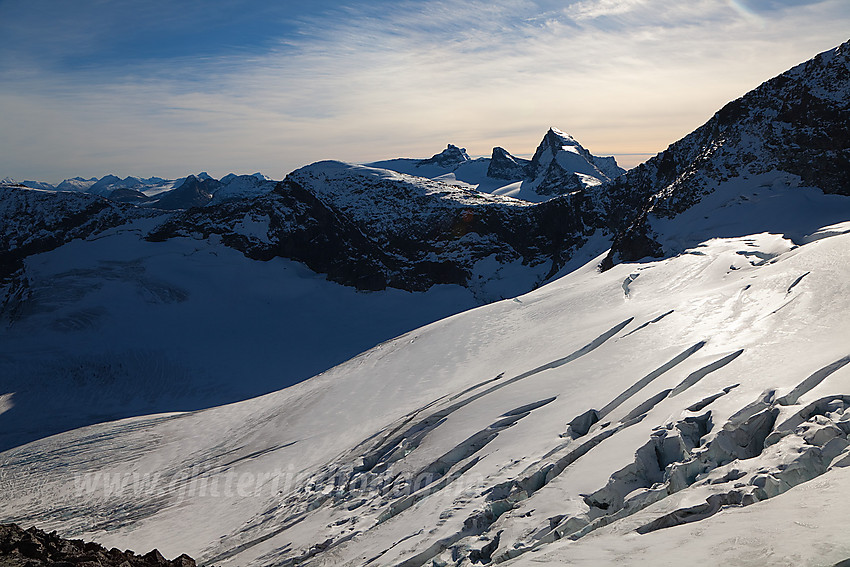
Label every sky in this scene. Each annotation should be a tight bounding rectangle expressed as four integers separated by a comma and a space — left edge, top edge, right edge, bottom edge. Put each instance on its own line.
1, 0, 849, 183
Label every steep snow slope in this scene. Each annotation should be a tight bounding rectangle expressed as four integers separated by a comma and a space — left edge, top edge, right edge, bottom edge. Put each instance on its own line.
1, 207, 849, 565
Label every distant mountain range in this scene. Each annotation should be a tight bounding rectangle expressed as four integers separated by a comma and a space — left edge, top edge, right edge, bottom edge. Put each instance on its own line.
367, 127, 625, 202
3, 129, 622, 208
1, 172, 275, 210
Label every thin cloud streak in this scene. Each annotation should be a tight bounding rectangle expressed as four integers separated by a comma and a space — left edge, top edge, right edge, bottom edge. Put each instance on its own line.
1, 0, 848, 181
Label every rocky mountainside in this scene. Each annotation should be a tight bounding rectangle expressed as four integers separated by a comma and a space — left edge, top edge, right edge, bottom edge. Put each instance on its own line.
0, 185, 157, 280
599, 38, 850, 269
2, 41, 848, 302
147, 162, 596, 297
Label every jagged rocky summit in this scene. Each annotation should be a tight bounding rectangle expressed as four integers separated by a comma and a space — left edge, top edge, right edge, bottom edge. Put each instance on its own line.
487, 146, 530, 180
416, 143, 471, 169
523, 127, 622, 196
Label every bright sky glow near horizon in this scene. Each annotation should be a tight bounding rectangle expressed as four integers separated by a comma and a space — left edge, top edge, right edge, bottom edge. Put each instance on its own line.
1, 0, 849, 183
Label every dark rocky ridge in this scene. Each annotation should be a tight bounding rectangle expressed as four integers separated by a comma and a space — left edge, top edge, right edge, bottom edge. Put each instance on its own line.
599, 38, 850, 269
147, 176, 400, 291
0, 524, 194, 566
147, 164, 597, 294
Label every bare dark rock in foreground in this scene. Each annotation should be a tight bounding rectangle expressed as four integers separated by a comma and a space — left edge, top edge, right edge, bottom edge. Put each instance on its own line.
0, 524, 195, 567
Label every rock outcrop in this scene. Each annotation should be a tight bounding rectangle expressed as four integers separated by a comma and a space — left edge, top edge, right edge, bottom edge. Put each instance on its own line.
0, 524, 195, 566
486, 147, 530, 180
417, 144, 471, 169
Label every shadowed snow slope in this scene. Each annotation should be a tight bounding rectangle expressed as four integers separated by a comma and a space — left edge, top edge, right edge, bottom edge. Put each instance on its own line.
0, 165, 605, 452
0, 217, 479, 452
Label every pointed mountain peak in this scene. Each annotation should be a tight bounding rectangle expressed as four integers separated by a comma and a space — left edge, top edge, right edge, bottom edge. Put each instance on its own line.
545, 127, 580, 148
532, 127, 587, 160
524, 127, 609, 197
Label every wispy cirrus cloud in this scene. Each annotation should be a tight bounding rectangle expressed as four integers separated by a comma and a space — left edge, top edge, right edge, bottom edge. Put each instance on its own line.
0, 0, 848, 181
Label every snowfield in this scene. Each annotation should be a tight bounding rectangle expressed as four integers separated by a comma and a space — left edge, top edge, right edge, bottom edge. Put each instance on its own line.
2, 190, 849, 565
